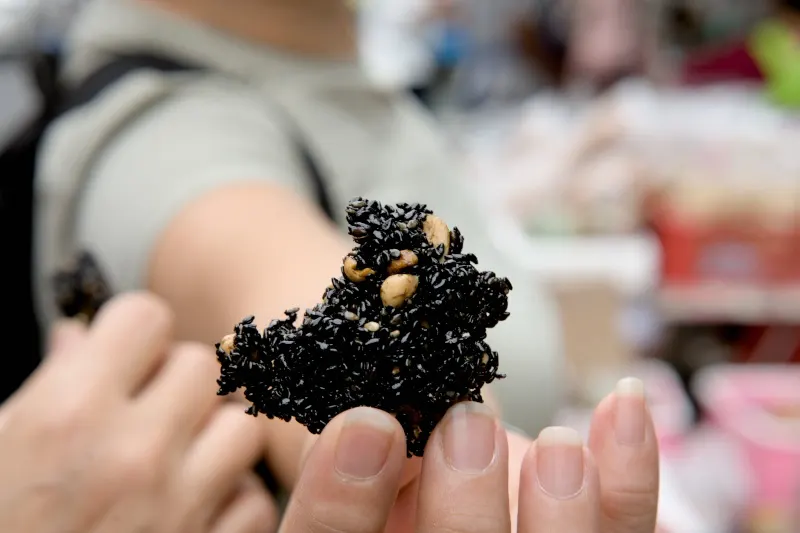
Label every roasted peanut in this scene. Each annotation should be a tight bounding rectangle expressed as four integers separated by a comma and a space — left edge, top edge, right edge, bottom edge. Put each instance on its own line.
423, 215, 450, 256
387, 250, 419, 274
380, 274, 419, 308
343, 256, 375, 282
219, 334, 236, 355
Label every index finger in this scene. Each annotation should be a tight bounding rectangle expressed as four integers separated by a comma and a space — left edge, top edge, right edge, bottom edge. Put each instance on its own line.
80, 292, 175, 394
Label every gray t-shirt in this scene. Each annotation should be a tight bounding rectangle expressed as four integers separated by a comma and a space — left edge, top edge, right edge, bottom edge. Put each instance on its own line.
35, 0, 563, 434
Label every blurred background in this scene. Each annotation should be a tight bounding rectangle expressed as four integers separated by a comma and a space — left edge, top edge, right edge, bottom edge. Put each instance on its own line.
2, 0, 800, 531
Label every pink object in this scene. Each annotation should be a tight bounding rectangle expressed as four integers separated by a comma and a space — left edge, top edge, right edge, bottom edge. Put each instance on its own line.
693, 365, 800, 518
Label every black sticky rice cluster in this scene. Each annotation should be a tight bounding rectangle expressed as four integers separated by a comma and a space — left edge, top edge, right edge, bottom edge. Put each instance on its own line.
52, 251, 113, 323
216, 198, 512, 457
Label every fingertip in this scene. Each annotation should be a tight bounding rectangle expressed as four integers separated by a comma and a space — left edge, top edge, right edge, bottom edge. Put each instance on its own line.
300, 407, 406, 488
615, 376, 645, 397
518, 428, 601, 533
333, 407, 406, 481
617, 382, 650, 448
589, 377, 654, 449
320, 407, 407, 456
415, 404, 510, 533
93, 291, 175, 335
341, 407, 404, 436
534, 427, 585, 500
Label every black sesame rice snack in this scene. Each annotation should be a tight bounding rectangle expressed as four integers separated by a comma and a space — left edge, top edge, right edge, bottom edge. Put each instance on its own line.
53, 251, 113, 324
216, 198, 512, 457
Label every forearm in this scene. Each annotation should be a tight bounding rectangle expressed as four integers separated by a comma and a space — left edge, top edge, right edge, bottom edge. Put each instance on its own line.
147, 183, 350, 489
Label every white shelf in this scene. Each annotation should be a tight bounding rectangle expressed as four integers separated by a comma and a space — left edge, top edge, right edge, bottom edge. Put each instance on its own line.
489, 211, 661, 296
660, 285, 800, 324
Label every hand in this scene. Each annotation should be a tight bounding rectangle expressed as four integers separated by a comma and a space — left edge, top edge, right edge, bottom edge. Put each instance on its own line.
0, 293, 276, 533
277, 377, 658, 533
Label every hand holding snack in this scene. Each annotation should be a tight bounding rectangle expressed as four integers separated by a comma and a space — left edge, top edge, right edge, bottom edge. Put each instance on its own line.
280, 378, 660, 533
212, 198, 659, 533
40, 200, 659, 533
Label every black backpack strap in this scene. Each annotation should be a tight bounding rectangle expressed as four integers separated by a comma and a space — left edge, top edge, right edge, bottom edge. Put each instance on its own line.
58, 54, 195, 114
58, 54, 336, 220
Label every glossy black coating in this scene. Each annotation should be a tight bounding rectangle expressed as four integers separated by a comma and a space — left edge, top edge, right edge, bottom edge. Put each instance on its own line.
216, 198, 512, 457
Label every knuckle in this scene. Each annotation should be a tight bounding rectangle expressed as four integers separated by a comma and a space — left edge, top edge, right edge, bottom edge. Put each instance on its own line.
294, 496, 386, 533
107, 435, 166, 488
39, 394, 92, 439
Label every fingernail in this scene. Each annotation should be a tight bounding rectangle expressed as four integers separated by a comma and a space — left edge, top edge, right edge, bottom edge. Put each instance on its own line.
537, 427, 584, 499
335, 408, 396, 480
614, 377, 646, 445
442, 402, 497, 473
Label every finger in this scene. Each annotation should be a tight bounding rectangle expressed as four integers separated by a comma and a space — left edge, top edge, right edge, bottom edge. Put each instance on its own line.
280, 407, 406, 533
135, 342, 222, 443
416, 402, 510, 533
518, 427, 601, 533
506, 427, 533, 527
24, 320, 89, 394
210, 475, 279, 533
296, 430, 422, 491
588, 378, 659, 533
83, 292, 174, 393
482, 385, 503, 417
46, 319, 88, 357
180, 403, 264, 522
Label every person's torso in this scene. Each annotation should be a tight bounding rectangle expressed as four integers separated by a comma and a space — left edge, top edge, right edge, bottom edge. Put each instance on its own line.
35, 0, 495, 314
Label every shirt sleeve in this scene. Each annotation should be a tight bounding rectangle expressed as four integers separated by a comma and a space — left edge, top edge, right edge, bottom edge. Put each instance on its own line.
75, 77, 311, 294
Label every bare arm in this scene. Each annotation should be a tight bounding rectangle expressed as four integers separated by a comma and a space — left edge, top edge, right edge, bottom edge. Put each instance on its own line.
147, 183, 350, 489
148, 183, 348, 345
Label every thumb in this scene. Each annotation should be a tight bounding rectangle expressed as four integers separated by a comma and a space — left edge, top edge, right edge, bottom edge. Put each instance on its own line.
280, 407, 407, 533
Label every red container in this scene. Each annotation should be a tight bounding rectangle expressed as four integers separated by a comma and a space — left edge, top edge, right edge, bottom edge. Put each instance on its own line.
652, 196, 800, 289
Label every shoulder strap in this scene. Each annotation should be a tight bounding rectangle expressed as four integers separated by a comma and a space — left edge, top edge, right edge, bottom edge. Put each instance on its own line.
58, 54, 193, 114
59, 54, 336, 220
